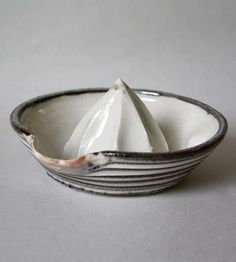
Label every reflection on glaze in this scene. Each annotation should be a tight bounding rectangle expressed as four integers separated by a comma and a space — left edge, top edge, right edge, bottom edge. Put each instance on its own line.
63, 79, 169, 159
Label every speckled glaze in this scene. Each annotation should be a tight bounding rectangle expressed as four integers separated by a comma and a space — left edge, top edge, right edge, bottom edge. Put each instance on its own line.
10, 88, 228, 196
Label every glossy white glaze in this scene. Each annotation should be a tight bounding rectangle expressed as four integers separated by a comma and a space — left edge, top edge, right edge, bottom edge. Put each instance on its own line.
20, 90, 219, 159
63, 79, 169, 158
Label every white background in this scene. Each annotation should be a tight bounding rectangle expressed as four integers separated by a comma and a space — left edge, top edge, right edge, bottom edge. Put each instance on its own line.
0, 0, 235, 261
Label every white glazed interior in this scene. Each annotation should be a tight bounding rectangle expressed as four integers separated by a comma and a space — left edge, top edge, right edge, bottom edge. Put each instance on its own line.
20, 92, 220, 159
64, 80, 169, 158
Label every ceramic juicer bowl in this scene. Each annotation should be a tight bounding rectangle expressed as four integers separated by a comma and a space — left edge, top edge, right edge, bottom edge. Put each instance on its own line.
10, 88, 227, 196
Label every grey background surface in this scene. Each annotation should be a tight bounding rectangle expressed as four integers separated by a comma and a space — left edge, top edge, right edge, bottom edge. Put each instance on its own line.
0, 0, 236, 261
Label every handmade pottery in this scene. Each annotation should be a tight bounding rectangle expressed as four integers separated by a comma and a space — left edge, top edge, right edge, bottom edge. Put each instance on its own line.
10, 88, 227, 196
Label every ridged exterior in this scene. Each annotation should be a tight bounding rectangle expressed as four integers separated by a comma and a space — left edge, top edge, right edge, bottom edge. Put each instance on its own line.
20, 136, 212, 196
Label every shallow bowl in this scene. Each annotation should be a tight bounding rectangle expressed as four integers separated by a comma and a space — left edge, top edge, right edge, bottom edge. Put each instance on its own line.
10, 88, 227, 196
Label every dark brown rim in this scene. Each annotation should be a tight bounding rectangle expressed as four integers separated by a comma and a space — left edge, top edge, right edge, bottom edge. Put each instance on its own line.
10, 88, 228, 160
